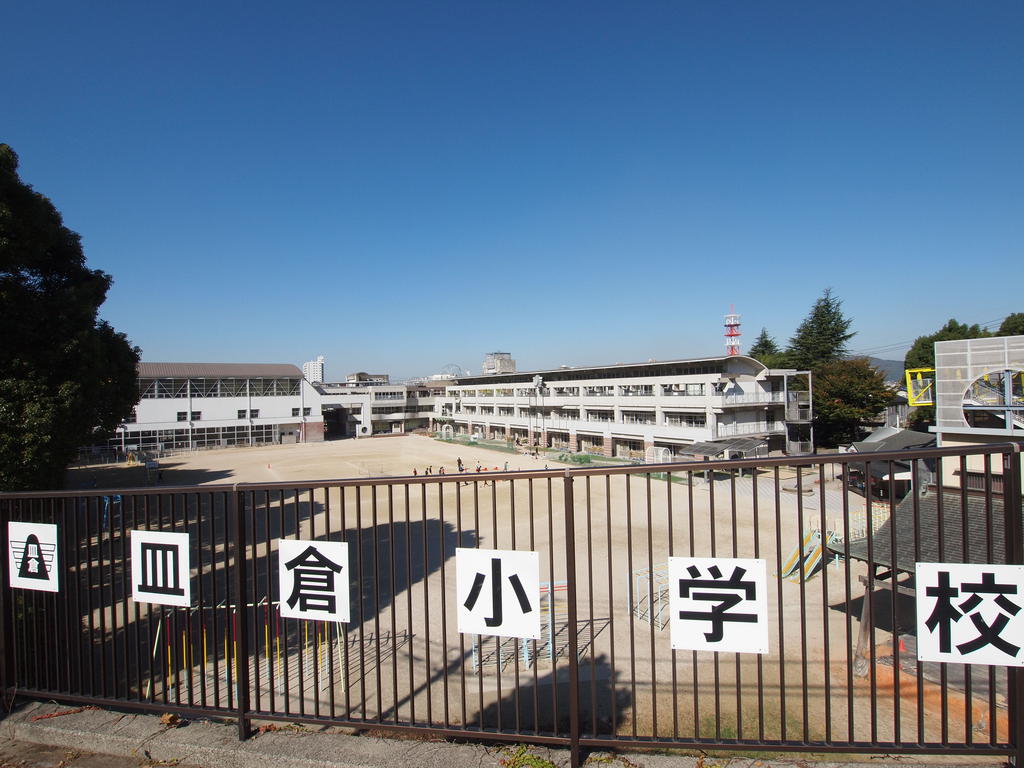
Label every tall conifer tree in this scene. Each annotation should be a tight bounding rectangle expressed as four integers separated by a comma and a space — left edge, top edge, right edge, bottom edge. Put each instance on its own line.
787, 289, 854, 370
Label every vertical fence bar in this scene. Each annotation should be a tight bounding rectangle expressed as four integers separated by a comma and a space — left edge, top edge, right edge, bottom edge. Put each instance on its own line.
0, 501, 12, 709
232, 487, 251, 740
562, 471, 581, 768
1003, 449, 1023, 768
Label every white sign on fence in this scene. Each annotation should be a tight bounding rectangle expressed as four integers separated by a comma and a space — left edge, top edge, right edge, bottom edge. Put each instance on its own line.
277, 539, 350, 622
916, 562, 1024, 667
456, 548, 541, 640
668, 556, 769, 654
130, 530, 191, 607
8, 522, 59, 593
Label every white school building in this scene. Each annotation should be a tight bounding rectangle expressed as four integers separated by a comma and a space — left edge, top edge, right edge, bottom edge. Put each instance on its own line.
110, 363, 325, 453
432, 355, 813, 459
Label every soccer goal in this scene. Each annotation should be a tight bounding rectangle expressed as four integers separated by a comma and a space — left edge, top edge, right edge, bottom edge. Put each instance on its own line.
645, 446, 672, 464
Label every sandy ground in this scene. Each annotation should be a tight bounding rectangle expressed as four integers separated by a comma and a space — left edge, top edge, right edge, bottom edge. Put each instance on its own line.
42, 436, 1009, 755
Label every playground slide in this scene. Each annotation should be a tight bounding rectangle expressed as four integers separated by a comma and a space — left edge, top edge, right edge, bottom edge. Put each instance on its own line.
781, 529, 837, 581
781, 530, 821, 579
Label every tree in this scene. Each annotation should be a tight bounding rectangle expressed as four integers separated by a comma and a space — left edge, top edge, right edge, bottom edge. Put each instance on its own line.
996, 312, 1024, 337
748, 327, 779, 359
747, 327, 790, 369
0, 144, 140, 491
812, 358, 895, 446
786, 288, 854, 371
904, 318, 991, 370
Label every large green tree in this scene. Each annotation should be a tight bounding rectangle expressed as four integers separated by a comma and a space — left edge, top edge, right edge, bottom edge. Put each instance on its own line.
904, 318, 990, 370
786, 288, 855, 370
0, 144, 140, 490
996, 312, 1024, 337
812, 358, 894, 446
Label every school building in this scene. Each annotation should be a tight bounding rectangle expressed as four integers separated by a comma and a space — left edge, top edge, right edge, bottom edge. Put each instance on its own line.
318, 379, 446, 438
432, 355, 813, 459
108, 362, 325, 453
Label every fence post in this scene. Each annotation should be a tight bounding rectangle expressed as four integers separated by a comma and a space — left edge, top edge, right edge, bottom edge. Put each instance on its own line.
0, 500, 13, 711
562, 471, 581, 768
1004, 449, 1023, 768
232, 487, 251, 740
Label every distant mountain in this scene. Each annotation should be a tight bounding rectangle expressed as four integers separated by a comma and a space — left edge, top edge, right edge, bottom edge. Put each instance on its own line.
866, 357, 905, 383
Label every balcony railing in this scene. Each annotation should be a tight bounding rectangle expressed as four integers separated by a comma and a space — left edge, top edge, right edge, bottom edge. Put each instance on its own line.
716, 421, 785, 437
720, 392, 784, 405
786, 406, 812, 421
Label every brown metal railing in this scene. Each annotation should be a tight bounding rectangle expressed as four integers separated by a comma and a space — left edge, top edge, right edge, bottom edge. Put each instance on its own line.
1, 444, 1022, 766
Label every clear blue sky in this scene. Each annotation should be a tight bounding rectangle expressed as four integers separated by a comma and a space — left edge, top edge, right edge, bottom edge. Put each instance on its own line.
4, 2, 1021, 379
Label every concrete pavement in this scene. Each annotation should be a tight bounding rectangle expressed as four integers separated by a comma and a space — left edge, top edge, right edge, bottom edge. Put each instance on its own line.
0, 700, 1006, 768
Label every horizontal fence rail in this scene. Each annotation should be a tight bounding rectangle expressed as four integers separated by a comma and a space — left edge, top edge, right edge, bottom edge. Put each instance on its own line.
2, 444, 1023, 767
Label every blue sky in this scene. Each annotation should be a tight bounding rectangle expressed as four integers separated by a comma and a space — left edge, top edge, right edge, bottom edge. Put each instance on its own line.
4, 2, 1021, 379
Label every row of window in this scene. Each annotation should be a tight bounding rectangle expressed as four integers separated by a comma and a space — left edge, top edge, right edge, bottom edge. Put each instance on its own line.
109, 424, 278, 451
451, 411, 709, 429
175, 408, 311, 421
140, 378, 302, 399
453, 406, 706, 425
452, 382, 708, 398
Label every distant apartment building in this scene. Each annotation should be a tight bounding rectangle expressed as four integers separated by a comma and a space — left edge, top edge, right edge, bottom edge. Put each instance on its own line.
433, 355, 812, 458
346, 372, 390, 385
110, 362, 324, 452
302, 355, 325, 383
482, 352, 516, 376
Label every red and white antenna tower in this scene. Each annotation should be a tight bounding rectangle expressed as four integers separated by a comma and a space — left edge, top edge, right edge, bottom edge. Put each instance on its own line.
724, 305, 741, 356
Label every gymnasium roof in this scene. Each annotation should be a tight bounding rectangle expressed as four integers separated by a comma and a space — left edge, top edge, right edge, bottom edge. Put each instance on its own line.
138, 363, 303, 378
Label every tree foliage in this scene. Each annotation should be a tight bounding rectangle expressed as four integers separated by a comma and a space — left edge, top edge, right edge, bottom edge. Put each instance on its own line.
787, 288, 854, 371
997, 312, 1024, 337
0, 144, 140, 491
812, 358, 894, 446
748, 327, 779, 360
904, 318, 990, 370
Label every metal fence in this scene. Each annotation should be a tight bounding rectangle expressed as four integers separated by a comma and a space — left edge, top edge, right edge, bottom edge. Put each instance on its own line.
1, 444, 1022, 767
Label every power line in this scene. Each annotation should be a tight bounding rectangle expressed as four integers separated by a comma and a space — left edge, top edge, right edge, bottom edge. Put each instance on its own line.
848, 314, 1013, 357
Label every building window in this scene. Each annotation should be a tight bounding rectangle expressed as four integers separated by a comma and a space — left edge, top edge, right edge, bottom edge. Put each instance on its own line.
292, 408, 301, 417
250, 409, 259, 418
620, 384, 654, 397
662, 383, 705, 396
621, 410, 655, 425
666, 413, 707, 428
190, 411, 201, 421
237, 410, 247, 419
177, 412, 187, 422
303, 407, 311, 416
